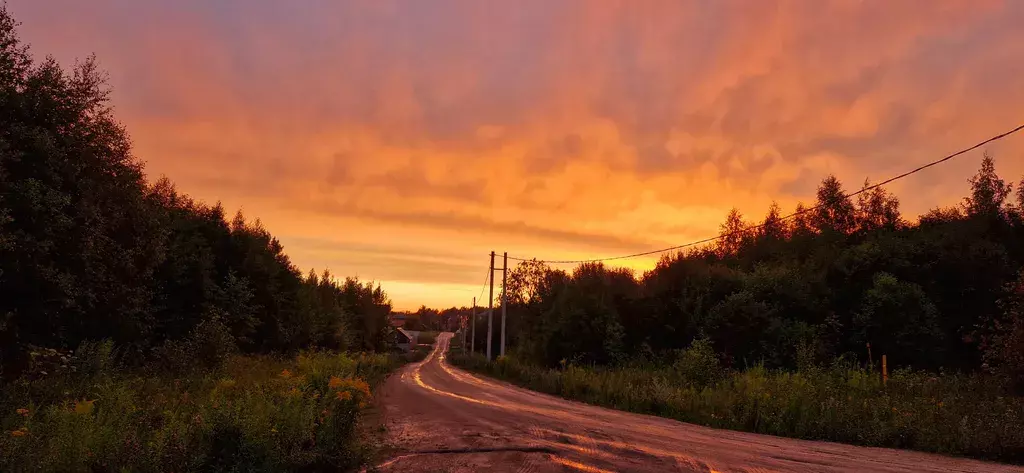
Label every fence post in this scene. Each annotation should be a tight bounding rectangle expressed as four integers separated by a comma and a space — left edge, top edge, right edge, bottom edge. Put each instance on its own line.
882, 354, 888, 387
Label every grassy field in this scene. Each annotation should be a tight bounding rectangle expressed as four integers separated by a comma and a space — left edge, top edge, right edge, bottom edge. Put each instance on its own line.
449, 352, 1024, 464
416, 331, 439, 346
0, 342, 420, 472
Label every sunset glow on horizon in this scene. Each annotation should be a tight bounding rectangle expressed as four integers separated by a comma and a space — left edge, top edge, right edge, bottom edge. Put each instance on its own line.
14, 0, 1024, 310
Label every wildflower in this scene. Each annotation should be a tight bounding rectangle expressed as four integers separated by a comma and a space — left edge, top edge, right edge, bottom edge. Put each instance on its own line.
74, 399, 96, 415
937, 402, 944, 408
217, 378, 237, 389
287, 387, 301, 397
271, 427, 278, 433
337, 391, 353, 401
10, 428, 28, 437
16, 408, 29, 417
328, 376, 343, 389
280, 369, 292, 378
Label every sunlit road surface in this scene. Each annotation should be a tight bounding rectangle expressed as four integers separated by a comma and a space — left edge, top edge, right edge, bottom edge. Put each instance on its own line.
375, 333, 1021, 473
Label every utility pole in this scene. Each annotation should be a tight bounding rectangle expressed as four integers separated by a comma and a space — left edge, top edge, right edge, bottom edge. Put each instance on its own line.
470, 296, 476, 354
487, 251, 495, 361
501, 251, 508, 358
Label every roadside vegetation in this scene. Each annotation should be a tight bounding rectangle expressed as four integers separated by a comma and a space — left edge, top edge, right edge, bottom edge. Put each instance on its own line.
0, 8, 407, 471
0, 346, 418, 472
416, 331, 439, 346
451, 347, 1024, 463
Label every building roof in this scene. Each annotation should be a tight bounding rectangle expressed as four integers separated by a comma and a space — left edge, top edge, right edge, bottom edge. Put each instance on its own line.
389, 313, 406, 328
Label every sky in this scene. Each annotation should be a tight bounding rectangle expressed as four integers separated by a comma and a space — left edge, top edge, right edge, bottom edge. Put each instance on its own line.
11, 0, 1024, 310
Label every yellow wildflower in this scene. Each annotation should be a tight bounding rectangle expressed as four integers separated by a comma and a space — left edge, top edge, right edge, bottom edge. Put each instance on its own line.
74, 399, 96, 415
280, 369, 292, 378
328, 376, 343, 389
336, 391, 353, 401
10, 430, 26, 437
16, 408, 29, 417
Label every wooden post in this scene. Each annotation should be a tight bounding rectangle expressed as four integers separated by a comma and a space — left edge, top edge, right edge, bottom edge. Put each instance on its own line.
866, 343, 873, 368
470, 297, 476, 354
882, 354, 888, 386
501, 252, 508, 358
487, 251, 495, 361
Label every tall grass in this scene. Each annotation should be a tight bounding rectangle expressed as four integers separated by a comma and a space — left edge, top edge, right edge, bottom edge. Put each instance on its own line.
0, 342, 413, 472
450, 353, 1024, 464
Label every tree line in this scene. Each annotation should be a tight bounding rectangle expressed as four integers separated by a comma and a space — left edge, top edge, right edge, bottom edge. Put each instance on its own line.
0, 8, 392, 379
470, 153, 1024, 389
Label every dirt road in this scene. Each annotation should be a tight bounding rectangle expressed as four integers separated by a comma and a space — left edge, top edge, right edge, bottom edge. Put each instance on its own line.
375, 332, 1021, 472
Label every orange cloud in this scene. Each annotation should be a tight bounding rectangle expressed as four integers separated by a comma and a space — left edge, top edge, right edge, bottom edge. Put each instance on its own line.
12, 0, 1024, 309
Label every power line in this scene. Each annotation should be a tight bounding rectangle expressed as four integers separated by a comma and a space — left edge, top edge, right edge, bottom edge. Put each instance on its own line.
508, 123, 1024, 265
475, 264, 490, 304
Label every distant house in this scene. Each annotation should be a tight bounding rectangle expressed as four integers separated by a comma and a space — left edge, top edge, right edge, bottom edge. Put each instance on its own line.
395, 328, 414, 352
389, 313, 407, 328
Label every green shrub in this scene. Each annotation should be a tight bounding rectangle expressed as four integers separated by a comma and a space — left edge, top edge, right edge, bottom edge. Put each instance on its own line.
152, 316, 239, 375
0, 351, 405, 472
671, 337, 722, 388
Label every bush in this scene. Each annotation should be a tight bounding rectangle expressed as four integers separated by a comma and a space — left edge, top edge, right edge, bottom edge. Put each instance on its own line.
0, 351, 405, 472
671, 337, 722, 388
153, 316, 238, 374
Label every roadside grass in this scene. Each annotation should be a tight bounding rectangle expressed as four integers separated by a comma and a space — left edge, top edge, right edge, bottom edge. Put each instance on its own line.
416, 332, 438, 346
449, 352, 1024, 464
411, 344, 432, 361
0, 342, 415, 472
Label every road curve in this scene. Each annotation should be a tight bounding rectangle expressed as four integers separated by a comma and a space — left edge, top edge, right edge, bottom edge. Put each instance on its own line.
375, 332, 1021, 473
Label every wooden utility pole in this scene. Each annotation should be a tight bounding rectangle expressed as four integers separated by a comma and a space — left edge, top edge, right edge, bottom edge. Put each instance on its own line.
487, 251, 495, 361
501, 252, 508, 358
470, 296, 476, 354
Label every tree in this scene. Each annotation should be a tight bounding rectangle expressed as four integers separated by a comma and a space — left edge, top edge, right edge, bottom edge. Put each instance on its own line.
813, 175, 857, 235
964, 152, 1012, 219
853, 273, 943, 368
759, 201, 788, 242
856, 179, 902, 232
717, 208, 749, 257
1018, 176, 1024, 211
790, 202, 814, 238
506, 259, 550, 306
0, 5, 401, 378
983, 271, 1024, 392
